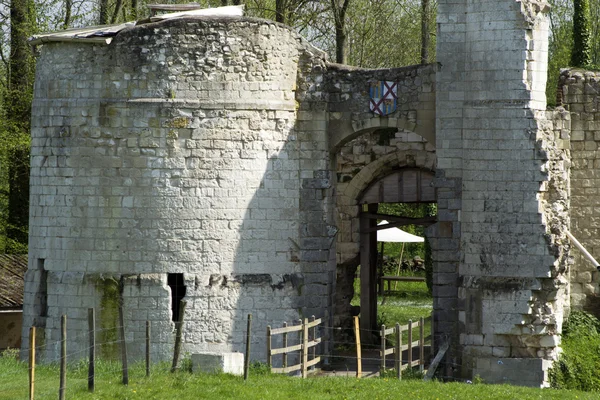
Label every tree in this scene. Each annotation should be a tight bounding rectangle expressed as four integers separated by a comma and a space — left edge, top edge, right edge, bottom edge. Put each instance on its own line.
1, 0, 35, 253
421, 0, 430, 64
572, 0, 591, 67
330, 0, 350, 64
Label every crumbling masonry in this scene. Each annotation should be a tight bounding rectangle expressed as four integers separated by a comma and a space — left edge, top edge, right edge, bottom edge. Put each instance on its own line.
20, 0, 600, 386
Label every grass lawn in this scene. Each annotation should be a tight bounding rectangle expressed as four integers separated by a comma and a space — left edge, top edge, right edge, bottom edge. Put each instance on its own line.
0, 355, 597, 400
352, 269, 433, 344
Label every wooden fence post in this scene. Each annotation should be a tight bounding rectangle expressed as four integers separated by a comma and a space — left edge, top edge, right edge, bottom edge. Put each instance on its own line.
380, 324, 386, 374
310, 315, 316, 371
282, 322, 288, 369
419, 317, 425, 373
29, 326, 35, 400
302, 318, 308, 378
430, 312, 434, 357
171, 300, 187, 373
354, 316, 362, 379
59, 315, 67, 400
266, 325, 272, 370
118, 301, 129, 385
244, 313, 252, 380
407, 320, 413, 371
395, 323, 401, 380
88, 308, 95, 392
146, 321, 151, 377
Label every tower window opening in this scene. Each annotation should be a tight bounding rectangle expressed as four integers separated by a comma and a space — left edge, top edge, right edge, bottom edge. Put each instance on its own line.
167, 273, 186, 322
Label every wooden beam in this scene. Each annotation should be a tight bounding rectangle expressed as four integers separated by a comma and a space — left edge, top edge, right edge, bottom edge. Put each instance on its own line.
361, 214, 436, 233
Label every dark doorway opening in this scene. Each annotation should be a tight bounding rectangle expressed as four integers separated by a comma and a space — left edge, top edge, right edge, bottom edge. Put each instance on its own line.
167, 273, 186, 322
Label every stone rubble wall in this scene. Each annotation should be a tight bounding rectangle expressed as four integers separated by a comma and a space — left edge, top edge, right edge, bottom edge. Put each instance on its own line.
561, 69, 600, 312
22, 17, 333, 363
436, 0, 569, 386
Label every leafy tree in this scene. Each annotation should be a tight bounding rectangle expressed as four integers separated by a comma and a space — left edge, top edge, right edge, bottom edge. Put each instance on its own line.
546, 0, 573, 106
0, 0, 36, 254
421, 0, 430, 64
330, 0, 351, 64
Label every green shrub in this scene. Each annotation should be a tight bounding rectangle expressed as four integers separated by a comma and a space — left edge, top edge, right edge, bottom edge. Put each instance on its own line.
549, 311, 600, 391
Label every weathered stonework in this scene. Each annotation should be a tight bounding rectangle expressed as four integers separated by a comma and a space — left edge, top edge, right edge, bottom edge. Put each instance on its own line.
561, 69, 600, 312
22, 1, 589, 387
436, 0, 569, 386
24, 17, 334, 363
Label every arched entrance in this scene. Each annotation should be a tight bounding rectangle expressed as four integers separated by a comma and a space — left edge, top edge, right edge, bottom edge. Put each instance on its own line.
332, 125, 436, 343
357, 169, 437, 338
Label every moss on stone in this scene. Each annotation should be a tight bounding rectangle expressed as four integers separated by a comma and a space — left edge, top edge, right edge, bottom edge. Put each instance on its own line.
97, 276, 120, 360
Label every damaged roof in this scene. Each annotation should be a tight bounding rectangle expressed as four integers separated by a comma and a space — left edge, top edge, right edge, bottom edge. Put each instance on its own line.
0, 254, 27, 310
29, 5, 244, 46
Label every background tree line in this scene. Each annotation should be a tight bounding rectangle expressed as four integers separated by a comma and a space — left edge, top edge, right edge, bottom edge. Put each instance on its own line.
0, 0, 593, 253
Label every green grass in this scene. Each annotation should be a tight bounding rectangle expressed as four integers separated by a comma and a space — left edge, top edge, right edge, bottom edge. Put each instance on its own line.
0, 355, 597, 400
352, 270, 433, 344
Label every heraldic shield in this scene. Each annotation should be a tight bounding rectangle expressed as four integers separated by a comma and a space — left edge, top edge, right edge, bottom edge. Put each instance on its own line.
369, 81, 397, 116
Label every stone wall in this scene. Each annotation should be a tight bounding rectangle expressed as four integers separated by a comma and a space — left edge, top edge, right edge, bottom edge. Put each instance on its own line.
23, 17, 334, 362
561, 69, 600, 312
436, 0, 570, 386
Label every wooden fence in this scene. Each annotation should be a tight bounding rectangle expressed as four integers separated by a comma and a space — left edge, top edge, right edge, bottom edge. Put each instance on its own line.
266, 316, 323, 378
379, 314, 432, 379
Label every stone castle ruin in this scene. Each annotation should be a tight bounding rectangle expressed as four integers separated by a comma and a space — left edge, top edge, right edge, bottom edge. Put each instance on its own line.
20, 0, 600, 386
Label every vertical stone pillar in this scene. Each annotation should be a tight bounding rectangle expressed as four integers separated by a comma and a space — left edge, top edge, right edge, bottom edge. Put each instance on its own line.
436, 0, 569, 386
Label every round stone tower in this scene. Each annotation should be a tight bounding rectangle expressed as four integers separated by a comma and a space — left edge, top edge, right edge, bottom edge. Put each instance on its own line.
23, 16, 334, 362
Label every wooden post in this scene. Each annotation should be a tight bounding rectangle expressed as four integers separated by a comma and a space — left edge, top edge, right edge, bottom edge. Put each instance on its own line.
244, 313, 252, 380
29, 326, 35, 400
266, 325, 272, 370
380, 324, 386, 373
310, 315, 316, 370
59, 315, 66, 400
395, 323, 401, 380
282, 322, 288, 369
360, 204, 378, 341
430, 312, 435, 356
407, 320, 413, 370
146, 321, 151, 377
171, 300, 187, 373
88, 308, 95, 392
302, 318, 309, 378
118, 302, 129, 385
378, 242, 384, 295
354, 316, 362, 378
419, 317, 425, 373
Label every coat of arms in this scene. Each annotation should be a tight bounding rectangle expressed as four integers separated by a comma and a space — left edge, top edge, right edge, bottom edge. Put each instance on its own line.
369, 81, 397, 116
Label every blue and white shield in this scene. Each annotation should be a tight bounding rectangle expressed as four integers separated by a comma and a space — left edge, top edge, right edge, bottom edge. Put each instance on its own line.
369, 81, 397, 116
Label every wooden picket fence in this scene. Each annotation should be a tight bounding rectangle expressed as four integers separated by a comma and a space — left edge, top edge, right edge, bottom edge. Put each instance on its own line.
379, 314, 433, 379
266, 316, 324, 378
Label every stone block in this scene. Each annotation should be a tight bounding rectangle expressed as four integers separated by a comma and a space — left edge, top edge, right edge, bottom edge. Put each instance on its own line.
191, 352, 244, 375
473, 357, 551, 388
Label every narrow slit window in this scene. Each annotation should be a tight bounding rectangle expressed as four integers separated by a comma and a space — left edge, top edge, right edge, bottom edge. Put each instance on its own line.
167, 273, 186, 322
37, 259, 48, 318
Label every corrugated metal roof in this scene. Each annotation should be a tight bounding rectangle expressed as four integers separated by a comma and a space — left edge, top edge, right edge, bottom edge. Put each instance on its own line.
28, 5, 245, 46
149, 5, 244, 21
29, 22, 137, 46
0, 254, 27, 309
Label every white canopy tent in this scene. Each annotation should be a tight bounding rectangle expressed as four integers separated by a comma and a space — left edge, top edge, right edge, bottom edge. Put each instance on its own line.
377, 220, 425, 284
377, 220, 424, 243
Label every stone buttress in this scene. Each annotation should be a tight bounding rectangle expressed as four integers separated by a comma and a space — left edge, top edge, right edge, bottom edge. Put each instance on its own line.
435, 0, 569, 386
